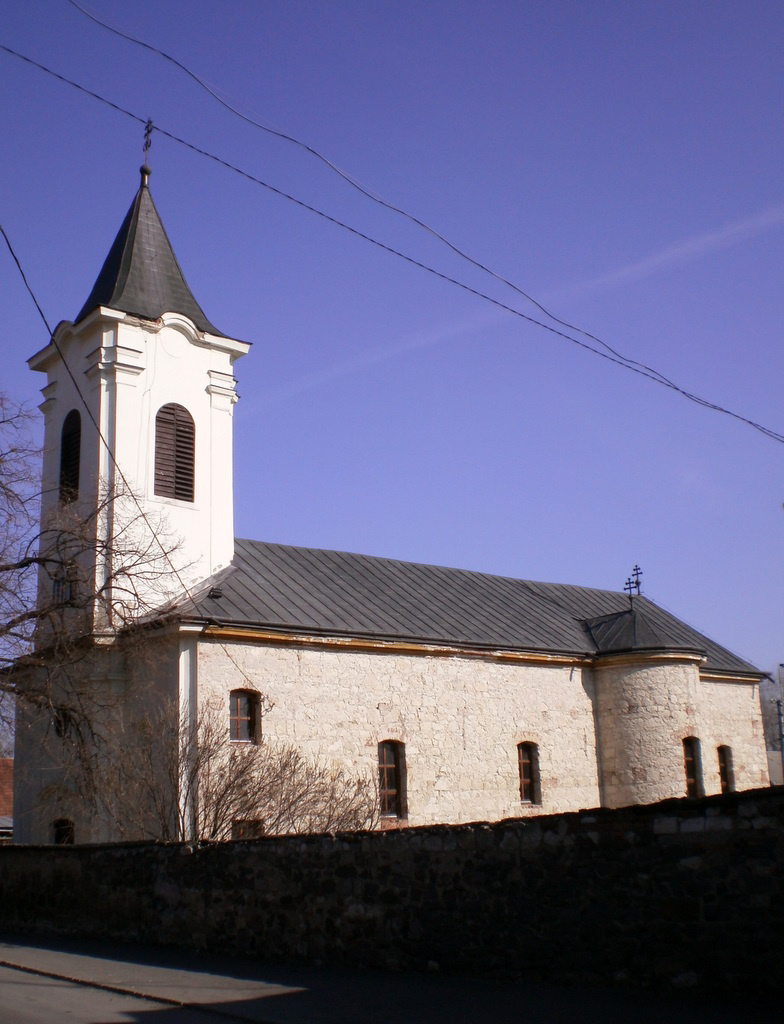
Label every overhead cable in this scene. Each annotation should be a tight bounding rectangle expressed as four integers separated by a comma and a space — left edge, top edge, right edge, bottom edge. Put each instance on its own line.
1, 43, 782, 445
65, 0, 679, 390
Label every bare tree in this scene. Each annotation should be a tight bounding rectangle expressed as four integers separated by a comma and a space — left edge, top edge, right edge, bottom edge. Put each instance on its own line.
3, 391, 377, 841
99, 696, 379, 841
0, 394, 39, 720
2, 392, 186, 824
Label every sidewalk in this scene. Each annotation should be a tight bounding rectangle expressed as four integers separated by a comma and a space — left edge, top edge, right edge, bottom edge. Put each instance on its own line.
0, 933, 773, 1023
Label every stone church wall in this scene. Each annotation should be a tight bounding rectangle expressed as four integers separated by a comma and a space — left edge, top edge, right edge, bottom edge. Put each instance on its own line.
197, 638, 602, 823
594, 657, 768, 807
1, 788, 782, 993
197, 639, 767, 825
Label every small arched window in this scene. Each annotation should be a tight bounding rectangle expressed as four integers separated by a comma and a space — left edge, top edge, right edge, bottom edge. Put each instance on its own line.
683, 737, 704, 798
378, 740, 406, 819
229, 690, 261, 744
517, 742, 541, 805
154, 403, 195, 502
59, 410, 81, 503
717, 745, 735, 794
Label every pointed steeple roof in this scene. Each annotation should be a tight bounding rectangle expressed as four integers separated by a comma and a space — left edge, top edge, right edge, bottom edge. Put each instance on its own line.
75, 165, 223, 335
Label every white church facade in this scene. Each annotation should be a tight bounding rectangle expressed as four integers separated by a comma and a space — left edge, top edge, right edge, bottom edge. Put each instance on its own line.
14, 168, 770, 844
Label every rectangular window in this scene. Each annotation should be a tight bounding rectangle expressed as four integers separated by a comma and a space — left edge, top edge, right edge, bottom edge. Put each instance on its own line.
231, 820, 265, 840
518, 742, 541, 805
229, 690, 259, 743
683, 737, 703, 798
717, 745, 735, 794
378, 741, 405, 818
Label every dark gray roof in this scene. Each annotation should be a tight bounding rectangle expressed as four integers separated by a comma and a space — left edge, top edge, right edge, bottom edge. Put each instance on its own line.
180, 539, 760, 677
584, 606, 700, 655
75, 168, 223, 335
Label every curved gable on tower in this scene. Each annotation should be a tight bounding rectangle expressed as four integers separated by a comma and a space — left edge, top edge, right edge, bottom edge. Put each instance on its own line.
74, 166, 223, 335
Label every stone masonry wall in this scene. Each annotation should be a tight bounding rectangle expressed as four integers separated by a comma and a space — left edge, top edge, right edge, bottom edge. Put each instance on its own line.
198, 639, 602, 824
593, 658, 767, 807
1, 788, 782, 993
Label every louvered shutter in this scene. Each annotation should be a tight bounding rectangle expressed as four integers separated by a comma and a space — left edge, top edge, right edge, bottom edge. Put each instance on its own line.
154, 404, 195, 501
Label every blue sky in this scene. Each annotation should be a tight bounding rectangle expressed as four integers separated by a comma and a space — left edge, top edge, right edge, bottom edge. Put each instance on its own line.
2, 1, 782, 674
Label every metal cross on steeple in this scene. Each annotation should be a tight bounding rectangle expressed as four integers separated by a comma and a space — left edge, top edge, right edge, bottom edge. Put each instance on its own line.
624, 565, 643, 609
631, 565, 643, 594
141, 119, 153, 188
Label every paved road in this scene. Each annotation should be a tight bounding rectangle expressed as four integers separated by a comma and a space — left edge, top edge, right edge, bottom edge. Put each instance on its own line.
0, 934, 776, 1023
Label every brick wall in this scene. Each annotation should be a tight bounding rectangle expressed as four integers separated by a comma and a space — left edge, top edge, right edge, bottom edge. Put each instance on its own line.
1, 787, 782, 992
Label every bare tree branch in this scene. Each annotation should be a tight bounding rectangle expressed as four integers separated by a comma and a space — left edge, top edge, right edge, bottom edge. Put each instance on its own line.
97, 697, 379, 841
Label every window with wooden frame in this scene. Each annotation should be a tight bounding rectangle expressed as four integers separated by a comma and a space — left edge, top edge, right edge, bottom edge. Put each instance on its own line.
154, 403, 195, 502
229, 689, 260, 743
378, 740, 406, 819
59, 410, 81, 503
52, 818, 75, 845
717, 745, 735, 794
517, 742, 541, 805
683, 737, 704, 798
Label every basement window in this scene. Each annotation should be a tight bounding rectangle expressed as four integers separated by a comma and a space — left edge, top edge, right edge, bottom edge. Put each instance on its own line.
52, 818, 75, 845
231, 820, 265, 840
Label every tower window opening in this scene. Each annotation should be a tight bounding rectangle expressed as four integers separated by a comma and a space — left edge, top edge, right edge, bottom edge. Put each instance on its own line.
59, 410, 81, 503
52, 818, 75, 845
154, 403, 195, 502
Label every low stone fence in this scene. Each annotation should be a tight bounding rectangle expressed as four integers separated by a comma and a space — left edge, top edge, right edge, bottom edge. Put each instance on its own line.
1, 787, 782, 992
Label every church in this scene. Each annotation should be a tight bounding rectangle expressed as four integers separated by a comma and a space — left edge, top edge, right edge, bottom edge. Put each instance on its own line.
13, 167, 769, 844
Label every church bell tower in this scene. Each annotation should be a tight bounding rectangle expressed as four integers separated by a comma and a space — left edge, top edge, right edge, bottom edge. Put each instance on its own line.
28, 164, 250, 621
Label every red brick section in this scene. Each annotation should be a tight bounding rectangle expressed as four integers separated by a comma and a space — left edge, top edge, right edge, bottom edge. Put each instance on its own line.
0, 758, 13, 818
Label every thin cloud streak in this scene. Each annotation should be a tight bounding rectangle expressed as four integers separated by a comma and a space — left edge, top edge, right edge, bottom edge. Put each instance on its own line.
546, 203, 784, 303
251, 311, 502, 412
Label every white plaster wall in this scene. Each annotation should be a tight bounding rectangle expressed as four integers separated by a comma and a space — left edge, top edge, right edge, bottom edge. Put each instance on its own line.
109, 313, 247, 592
29, 310, 249, 614
593, 658, 768, 808
197, 640, 602, 825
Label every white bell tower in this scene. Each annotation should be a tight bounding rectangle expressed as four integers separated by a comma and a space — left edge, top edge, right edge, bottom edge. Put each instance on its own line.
28, 165, 250, 622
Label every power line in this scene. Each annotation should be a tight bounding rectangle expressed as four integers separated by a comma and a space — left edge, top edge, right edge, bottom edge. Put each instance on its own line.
65, 0, 681, 392
2, 42, 783, 445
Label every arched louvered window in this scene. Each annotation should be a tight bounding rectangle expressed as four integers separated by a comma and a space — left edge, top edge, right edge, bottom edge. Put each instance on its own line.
154, 403, 195, 502
59, 410, 81, 503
